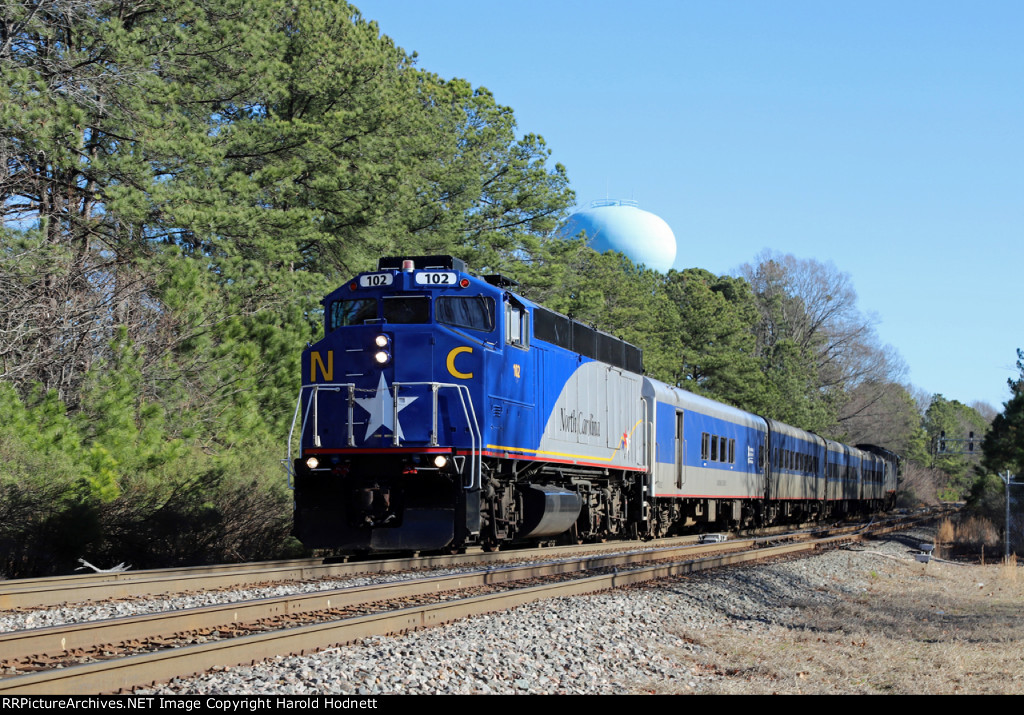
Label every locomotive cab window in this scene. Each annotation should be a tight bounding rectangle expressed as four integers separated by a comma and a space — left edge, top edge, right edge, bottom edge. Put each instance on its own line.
383, 296, 430, 324
437, 295, 495, 333
504, 297, 529, 348
329, 298, 377, 330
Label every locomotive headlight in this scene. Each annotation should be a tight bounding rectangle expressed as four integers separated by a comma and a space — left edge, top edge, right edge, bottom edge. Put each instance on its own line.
372, 334, 391, 364
433, 455, 448, 469
305, 456, 320, 470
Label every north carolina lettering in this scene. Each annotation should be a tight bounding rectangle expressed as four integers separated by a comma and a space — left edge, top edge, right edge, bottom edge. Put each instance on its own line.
559, 409, 601, 436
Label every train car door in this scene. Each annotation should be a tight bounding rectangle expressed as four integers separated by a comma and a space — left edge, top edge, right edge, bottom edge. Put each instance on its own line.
675, 410, 685, 487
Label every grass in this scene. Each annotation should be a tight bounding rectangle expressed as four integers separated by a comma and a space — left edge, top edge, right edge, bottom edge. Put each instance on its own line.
650, 541, 1024, 694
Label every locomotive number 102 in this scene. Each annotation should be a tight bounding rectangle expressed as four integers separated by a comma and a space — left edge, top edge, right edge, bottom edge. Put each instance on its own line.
414, 272, 456, 285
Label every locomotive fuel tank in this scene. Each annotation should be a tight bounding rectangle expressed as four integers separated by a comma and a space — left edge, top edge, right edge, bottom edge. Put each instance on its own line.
518, 484, 583, 539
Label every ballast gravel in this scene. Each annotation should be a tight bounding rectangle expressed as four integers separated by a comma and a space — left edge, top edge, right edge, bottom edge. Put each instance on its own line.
0, 567, 487, 633
0, 548, 660, 633
128, 527, 936, 695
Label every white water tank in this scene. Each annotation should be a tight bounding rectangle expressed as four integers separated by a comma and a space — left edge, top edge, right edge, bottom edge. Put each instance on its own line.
559, 199, 677, 273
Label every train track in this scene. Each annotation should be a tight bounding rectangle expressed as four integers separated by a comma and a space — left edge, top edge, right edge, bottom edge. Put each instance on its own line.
0, 516, 907, 609
0, 516, 926, 694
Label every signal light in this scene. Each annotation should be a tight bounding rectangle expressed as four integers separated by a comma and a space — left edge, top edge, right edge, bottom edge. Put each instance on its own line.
305, 456, 320, 470
433, 455, 448, 468
373, 350, 391, 365
374, 334, 389, 347
459, 278, 470, 288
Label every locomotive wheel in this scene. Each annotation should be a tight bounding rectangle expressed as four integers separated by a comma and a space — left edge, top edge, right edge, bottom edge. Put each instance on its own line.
481, 537, 500, 552
557, 524, 584, 546
571, 524, 584, 545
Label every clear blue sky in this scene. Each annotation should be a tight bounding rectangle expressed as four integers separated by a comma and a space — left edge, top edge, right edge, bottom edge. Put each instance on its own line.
355, 0, 1023, 412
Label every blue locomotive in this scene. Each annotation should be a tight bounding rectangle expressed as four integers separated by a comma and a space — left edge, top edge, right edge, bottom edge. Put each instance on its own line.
286, 255, 898, 552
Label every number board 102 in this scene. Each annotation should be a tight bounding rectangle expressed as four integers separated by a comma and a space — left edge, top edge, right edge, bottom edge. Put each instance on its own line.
414, 271, 456, 286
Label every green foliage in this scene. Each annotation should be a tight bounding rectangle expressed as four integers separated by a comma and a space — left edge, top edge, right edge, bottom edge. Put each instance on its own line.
663, 268, 764, 409
0, 379, 298, 576
737, 252, 912, 441
964, 472, 1006, 525
80, 445, 121, 503
537, 247, 680, 380
0, 1, 576, 575
0, 383, 79, 469
402, 76, 574, 274
924, 394, 990, 499
982, 349, 1024, 479
755, 339, 837, 433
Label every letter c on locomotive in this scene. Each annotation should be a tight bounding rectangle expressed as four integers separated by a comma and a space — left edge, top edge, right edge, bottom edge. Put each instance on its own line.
446, 346, 474, 379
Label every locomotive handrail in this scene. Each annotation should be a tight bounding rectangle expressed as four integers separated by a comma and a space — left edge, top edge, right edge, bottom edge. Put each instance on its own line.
283, 381, 482, 492
642, 396, 651, 471
283, 383, 352, 488
641, 396, 652, 524
387, 381, 482, 490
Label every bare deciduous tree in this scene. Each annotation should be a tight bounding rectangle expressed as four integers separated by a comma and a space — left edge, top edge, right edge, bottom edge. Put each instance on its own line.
897, 461, 945, 506
738, 250, 909, 442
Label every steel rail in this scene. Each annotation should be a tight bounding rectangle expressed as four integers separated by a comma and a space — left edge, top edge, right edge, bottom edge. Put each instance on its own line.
0, 539, 755, 664
0, 516, 914, 610
0, 536, 710, 610
0, 558, 324, 599
0, 528, 889, 695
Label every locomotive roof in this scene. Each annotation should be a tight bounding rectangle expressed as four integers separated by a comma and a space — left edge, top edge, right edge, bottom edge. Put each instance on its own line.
378, 255, 467, 272
325, 256, 644, 374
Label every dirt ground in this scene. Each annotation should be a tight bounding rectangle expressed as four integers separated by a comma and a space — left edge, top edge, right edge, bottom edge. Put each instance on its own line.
656, 532, 1024, 694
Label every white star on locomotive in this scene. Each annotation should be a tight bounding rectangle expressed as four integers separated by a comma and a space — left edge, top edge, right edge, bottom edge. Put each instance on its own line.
355, 373, 418, 441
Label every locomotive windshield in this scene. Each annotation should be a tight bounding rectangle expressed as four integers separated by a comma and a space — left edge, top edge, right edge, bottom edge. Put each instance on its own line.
436, 295, 495, 333
329, 298, 377, 330
329, 293, 495, 333
382, 296, 430, 324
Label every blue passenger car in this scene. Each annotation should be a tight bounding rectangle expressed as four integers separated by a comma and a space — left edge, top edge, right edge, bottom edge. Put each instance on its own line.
642, 380, 766, 527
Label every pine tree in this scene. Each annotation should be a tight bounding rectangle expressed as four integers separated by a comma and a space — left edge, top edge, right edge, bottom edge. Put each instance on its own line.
982, 349, 1024, 479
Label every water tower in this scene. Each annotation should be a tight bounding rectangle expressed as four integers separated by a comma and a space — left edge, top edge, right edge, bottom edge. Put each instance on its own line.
559, 199, 677, 273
